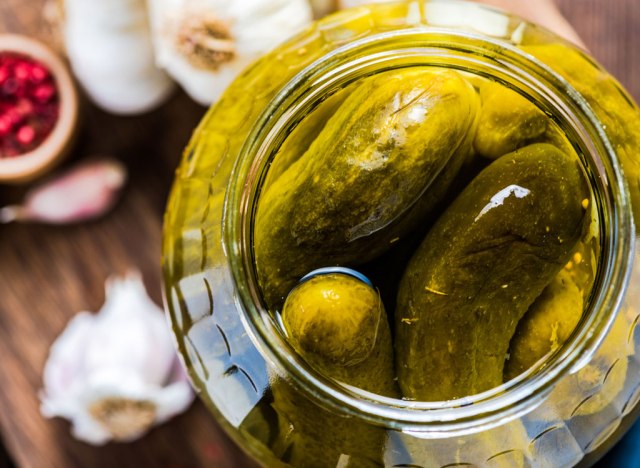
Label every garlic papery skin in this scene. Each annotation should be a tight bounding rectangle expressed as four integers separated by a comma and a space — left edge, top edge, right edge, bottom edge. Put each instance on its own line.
63, 0, 175, 115
147, 0, 313, 106
41, 272, 194, 445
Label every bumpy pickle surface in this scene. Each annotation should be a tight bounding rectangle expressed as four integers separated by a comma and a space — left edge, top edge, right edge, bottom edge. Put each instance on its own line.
396, 143, 590, 401
254, 68, 479, 308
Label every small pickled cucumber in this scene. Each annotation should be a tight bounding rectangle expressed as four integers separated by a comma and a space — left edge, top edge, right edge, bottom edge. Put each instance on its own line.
474, 81, 548, 159
396, 143, 590, 401
282, 272, 396, 395
505, 269, 584, 381
255, 68, 480, 308
272, 273, 396, 467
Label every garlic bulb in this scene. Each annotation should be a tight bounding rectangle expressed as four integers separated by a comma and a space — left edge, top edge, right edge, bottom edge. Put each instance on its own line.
147, 0, 313, 106
63, 0, 175, 114
41, 272, 194, 445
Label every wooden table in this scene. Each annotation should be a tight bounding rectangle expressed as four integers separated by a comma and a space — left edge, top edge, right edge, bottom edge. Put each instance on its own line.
0, 1, 638, 467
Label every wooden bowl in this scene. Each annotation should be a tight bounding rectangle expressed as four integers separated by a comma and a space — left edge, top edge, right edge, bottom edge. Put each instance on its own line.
0, 34, 79, 184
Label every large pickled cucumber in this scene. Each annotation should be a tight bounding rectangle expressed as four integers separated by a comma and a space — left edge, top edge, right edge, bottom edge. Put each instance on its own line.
396, 143, 590, 401
271, 273, 396, 467
504, 269, 584, 381
255, 68, 480, 307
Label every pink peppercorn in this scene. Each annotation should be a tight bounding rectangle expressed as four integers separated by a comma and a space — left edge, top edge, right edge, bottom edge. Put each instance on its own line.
0, 114, 11, 136
30, 64, 48, 83
33, 84, 55, 103
16, 125, 35, 145
13, 62, 30, 81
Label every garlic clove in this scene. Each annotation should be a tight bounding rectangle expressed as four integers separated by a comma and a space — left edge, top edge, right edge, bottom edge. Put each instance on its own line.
41, 272, 195, 445
0, 159, 127, 225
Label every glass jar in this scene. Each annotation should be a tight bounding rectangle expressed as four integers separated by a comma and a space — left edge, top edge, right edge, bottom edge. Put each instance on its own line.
162, 1, 640, 466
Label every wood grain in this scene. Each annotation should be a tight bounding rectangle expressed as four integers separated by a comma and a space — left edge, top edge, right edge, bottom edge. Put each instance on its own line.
0, 0, 639, 467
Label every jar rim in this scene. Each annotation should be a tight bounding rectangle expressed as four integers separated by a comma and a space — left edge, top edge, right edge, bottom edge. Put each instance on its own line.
224, 26, 635, 433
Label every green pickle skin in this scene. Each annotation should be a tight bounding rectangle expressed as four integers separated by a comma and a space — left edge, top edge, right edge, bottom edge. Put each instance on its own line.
395, 143, 590, 401
271, 273, 397, 467
255, 68, 480, 308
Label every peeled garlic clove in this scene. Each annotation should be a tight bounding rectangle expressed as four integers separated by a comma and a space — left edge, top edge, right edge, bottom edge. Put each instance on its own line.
41, 272, 194, 445
147, 0, 313, 106
63, 0, 175, 114
0, 159, 127, 224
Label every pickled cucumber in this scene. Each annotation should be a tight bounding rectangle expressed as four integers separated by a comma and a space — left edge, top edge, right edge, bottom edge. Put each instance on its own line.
282, 272, 397, 394
255, 68, 480, 308
505, 269, 584, 381
474, 81, 548, 159
271, 273, 396, 466
396, 143, 590, 401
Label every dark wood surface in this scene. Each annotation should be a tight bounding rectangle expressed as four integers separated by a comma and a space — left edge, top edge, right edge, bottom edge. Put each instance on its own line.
0, 1, 638, 467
